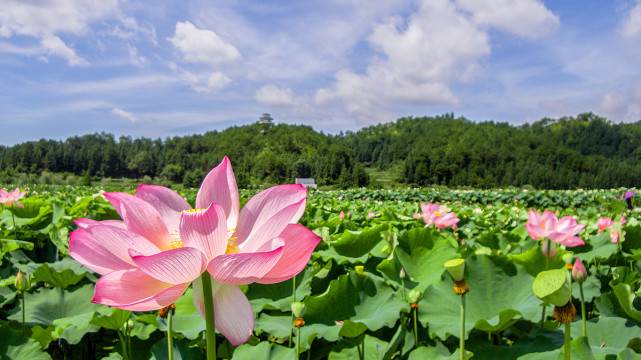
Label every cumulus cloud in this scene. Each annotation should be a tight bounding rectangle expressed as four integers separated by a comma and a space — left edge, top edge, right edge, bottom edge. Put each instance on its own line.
255, 85, 304, 107
316, 0, 489, 123
600, 84, 641, 123
111, 108, 138, 124
455, 0, 559, 39
0, 0, 120, 65
177, 70, 231, 93
620, 2, 641, 40
168, 21, 241, 67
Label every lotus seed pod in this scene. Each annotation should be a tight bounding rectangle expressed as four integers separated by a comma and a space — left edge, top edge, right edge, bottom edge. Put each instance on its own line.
408, 289, 423, 304
355, 266, 364, 275
532, 269, 571, 307
444, 258, 465, 281
14, 270, 30, 291
291, 302, 307, 318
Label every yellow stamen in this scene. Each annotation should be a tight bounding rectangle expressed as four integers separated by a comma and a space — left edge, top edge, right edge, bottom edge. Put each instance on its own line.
226, 229, 239, 254
434, 211, 441, 217
170, 230, 183, 249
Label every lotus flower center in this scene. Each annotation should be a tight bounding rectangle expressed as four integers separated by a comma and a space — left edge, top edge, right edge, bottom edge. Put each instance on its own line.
434, 211, 441, 217
226, 229, 239, 254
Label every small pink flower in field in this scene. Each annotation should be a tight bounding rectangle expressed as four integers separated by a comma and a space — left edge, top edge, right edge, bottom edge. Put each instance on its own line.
597, 217, 613, 234
339, 211, 345, 220
620, 214, 627, 226
486, 205, 493, 209
70, 157, 321, 346
335, 321, 344, 325
610, 230, 620, 244
413, 212, 421, 219
368, 212, 375, 218
0, 187, 27, 208
420, 202, 460, 229
572, 258, 587, 283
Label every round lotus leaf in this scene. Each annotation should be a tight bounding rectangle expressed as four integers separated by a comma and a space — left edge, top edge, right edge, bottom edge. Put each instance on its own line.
532, 269, 570, 307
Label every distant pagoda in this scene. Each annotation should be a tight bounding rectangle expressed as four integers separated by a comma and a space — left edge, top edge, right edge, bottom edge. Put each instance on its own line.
259, 113, 273, 134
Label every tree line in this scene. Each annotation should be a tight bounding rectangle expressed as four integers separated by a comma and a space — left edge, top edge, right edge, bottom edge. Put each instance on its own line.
1, 113, 640, 189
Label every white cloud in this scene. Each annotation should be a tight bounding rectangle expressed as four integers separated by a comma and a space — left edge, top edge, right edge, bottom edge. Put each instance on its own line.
0, 0, 119, 65
177, 69, 231, 93
316, 0, 490, 123
111, 108, 138, 123
600, 83, 641, 123
127, 44, 148, 67
40, 34, 88, 66
455, 0, 559, 39
620, 2, 641, 40
168, 21, 241, 67
255, 85, 304, 107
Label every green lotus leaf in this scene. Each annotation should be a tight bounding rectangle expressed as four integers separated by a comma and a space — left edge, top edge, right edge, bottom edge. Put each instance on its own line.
32, 258, 88, 289
574, 232, 618, 263
304, 272, 408, 332
510, 245, 570, 277
8, 283, 100, 344
570, 317, 641, 353
327, 335, 389, 360
331, 224, 388, 258
1, 239, 34, 259
232, 341, 296, 360
246, 267, 314, 313
408, 344, 471, 360
610, 283, 641, 323
385, 227, 458, 292
0, 322, 52, 360
572, 276, 601, 303
4, 199, 52, 229
90, 306, 131, 331
465, 328, 560, 359
420, 255, 540, 340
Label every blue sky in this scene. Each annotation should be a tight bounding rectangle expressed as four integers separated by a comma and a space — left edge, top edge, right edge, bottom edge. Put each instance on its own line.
1, 0, 641, 146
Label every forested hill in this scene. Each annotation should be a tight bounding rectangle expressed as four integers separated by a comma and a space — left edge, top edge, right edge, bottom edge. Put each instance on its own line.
1, 112, 640, 189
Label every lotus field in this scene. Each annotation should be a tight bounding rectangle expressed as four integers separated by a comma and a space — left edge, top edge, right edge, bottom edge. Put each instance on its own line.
1, 162, 641, 359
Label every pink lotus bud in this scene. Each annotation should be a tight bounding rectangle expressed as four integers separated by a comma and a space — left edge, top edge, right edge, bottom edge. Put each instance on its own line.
339, 211, 345, 220
620, 214, 627, 226
572, 258, 587, 283
413, 212, 421, 219
400, 268, 406, 279
542, 240, 557, 259
368, 212, 375, 218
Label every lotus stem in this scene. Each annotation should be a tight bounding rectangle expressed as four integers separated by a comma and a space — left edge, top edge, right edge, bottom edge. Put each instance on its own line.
167, 308, 174, 360
117, 329, 129, 360
579, 283, 587, 338
460, 293, 466, 360
290, 276, 296, 348
565, 322, 571, 360
200, 273, 217, 360
21, 291, 25, 334
413, 306, 418, 346
297, 327, 301, 360
402, 277, 406, 302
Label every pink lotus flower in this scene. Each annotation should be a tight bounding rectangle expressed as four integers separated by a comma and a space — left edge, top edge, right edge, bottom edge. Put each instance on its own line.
339, 211, 345, 220
70, 157, 321, 346
413, 212, 422, 219
420, 202, 460, 229
525, 210, 585, 247
610, 229, 620, 244
621, 214, 627, 226
0, 187, 27, 208
597, 217, 613, 234
368, 212, 375, 218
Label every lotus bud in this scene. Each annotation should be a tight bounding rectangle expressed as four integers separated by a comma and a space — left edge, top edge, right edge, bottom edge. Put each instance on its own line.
127, 319, 135, 330
408, 289, 423, 304
14, 270, 30, 291
291, 302, 307, 318
355, 266, 364, 275
532, 269, 571, 307
339, 211, 345, 220
444, 258, 465, 281
400, 268, 406, 280
572, 258, 587, 284
542, 241, 557, 259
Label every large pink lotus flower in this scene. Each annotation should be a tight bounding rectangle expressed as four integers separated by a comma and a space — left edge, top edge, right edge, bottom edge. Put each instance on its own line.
525, 209, 585, 247
70, 157, 321, 346
420, 202, 460, 229
0, 187, 27, 208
